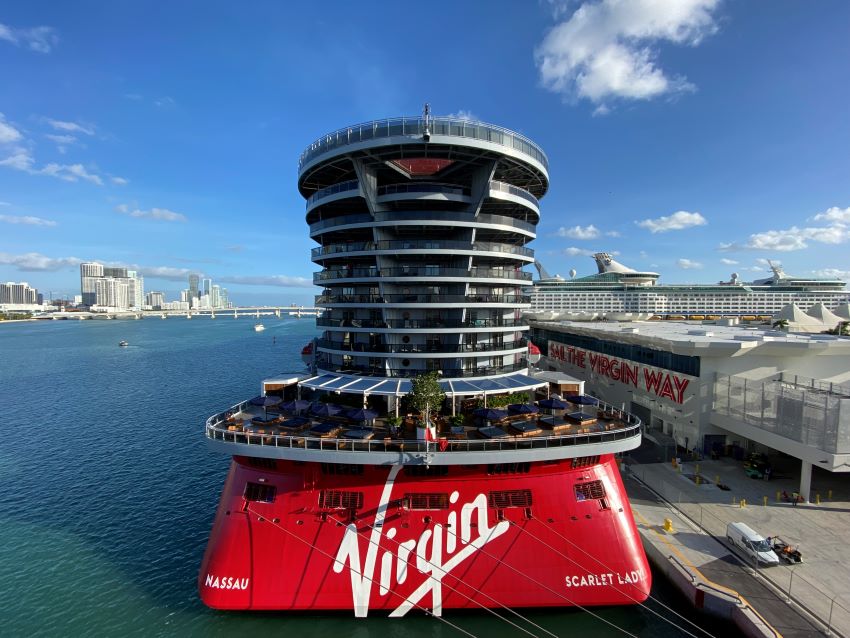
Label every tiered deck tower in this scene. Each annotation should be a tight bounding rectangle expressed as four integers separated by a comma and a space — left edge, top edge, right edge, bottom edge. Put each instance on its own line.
299, 107, 548, 405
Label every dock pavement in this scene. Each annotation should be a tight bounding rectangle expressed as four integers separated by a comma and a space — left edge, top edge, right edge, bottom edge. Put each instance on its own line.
624, 449, 850, 637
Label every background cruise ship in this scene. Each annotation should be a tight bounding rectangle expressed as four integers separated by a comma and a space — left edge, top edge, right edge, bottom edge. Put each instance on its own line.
527, 253, 850, 320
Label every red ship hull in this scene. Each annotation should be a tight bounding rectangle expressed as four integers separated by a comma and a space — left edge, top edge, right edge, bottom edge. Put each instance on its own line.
199, 454, 651, 615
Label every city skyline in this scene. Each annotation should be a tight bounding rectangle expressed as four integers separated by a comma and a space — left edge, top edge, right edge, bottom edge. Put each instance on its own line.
1, 1, 849, 306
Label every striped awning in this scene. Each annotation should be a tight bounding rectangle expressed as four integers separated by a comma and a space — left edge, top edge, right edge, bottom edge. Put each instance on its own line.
298, 371, 545, 397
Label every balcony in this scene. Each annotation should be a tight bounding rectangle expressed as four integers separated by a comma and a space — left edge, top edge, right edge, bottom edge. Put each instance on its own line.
311, 239, 533, 260
315, 338, 527, 355
313, 267, 533, 284
315, 293, 531, 305
316, 317, 528, 330
309, 210, 535, 236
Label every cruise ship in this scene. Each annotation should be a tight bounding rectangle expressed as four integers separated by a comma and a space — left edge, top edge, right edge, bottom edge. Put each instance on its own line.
198, 110, 650, 616
527, 253, 850, 320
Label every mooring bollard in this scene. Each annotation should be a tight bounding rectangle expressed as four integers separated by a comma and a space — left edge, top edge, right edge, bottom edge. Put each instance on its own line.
663, 518, 674, 532
763, 496, 768, 506
740, 498, 747, 508
816, 493, 821, 505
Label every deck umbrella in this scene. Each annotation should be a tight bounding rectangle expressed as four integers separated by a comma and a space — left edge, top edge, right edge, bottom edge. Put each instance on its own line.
508, 403, 539, 414
566, 395, 599, 406
281, 399, 311, 415
346, 407, 379, 423
538, 398, 568, 410
310, 402, 343, 417
248, 395, 282, 419
473, 407, 509, 422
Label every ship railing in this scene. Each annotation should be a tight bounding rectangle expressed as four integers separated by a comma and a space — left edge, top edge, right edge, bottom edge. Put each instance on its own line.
311, 240, 534, 259
314, 338, 527, 354
316, 317, 528, 329
315, 294, 531, 305
310, 210, 536, 234
313, 267, 533, 283
205, 399, 642, 454
205, 421, 641, 454
298, 116, 549, 173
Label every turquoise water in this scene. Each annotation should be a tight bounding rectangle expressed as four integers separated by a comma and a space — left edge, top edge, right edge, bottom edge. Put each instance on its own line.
0, 318, 719, 637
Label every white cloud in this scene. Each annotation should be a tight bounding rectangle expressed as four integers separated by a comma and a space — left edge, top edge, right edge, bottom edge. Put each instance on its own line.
563, 246, 618, 257
46, 119, 94, 135
720, 258, 738, 265
45, 133, 76, 145
41, 162, 103, 185
636, 210, 707, 233
448, 109, 477, 121
535, 0, 719, 110
812, 268, 850, 281
0, 201, 10, 206
0, 147, 35, 171
217, 275, 314, 288
45, 133, 77, 154
0, 113, 23, 144
721, 225, 850, 252
0, 23, 58, 53
0, 214, 57, 227
110, 176, 129, 185
155, 96, 176, 108
116, 204, 187, 222
134, 265, 195, 281
556, 224, 600, 239
720, 204, 850, 252
0, 251, 80, 271
677, 258, 702, 269
606, 230, 621, 237
811, 206, 850, 225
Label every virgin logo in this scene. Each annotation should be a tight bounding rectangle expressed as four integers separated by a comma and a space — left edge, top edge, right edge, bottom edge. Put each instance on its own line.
332, 465, 510, 617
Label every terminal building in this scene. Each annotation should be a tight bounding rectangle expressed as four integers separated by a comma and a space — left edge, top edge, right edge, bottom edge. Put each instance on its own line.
529, 319, 850, 500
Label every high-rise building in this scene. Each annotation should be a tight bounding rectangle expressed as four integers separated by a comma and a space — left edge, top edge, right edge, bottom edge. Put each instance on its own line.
103, 266, 128, 278
220, 288, 229, 308
189, 274, 200, 299
126, 270, 145, 309
95, 277, 130, 309
145, 291, 165, 309
80, 262, 104, 306
211, 284, 221, 309
0, 282, 39, 304
202, 278, 212, 298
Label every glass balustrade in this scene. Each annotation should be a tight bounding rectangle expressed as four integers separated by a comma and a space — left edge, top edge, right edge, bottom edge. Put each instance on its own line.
299, 116, 548, 173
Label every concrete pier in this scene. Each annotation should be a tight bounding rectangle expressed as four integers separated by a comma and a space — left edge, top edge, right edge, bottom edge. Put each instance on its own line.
625, 445, 850, 637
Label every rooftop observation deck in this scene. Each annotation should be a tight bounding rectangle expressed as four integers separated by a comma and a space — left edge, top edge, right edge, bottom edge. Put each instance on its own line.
205, 398, 642, 466
297, 116, 549, 183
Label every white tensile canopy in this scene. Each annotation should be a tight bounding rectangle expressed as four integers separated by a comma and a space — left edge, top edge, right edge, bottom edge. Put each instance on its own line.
771, 303, 826, 333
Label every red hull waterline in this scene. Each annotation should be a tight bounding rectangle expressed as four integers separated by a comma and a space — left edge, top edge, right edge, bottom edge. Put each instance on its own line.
199, 454, 651, 616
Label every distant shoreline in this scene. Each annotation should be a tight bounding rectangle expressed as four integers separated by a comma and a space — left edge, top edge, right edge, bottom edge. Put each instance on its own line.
0, 319, 37, 324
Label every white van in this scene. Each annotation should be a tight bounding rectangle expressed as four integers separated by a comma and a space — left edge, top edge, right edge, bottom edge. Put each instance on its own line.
726, 522, 780, 566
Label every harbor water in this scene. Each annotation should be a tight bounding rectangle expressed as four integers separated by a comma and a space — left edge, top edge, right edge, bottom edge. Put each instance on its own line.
0, 318, 730, 637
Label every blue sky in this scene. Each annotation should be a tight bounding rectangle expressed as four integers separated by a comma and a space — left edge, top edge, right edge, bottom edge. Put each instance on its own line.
1, 0, 849, 305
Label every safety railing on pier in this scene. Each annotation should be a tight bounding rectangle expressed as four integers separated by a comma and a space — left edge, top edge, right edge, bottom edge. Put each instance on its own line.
629, 463, 850, 637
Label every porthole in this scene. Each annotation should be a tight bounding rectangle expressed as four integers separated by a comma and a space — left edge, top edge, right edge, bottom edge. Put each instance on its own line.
402, 336, 410, 343
402, 359, 410, 367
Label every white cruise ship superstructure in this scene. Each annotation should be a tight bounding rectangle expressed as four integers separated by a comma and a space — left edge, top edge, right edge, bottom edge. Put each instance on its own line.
528, 253, 850, 320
